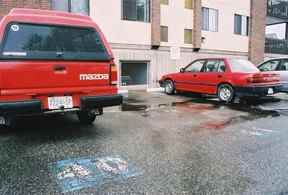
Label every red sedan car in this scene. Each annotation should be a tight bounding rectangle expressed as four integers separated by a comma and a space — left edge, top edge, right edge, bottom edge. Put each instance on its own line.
159, 58, 282, 102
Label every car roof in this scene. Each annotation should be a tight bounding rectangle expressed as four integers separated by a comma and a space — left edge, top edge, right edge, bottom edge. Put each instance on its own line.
264, 57, 288, 61
193, 57, 248, 61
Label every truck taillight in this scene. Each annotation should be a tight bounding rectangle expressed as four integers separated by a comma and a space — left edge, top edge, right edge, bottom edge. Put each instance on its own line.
110, 63, 118, 86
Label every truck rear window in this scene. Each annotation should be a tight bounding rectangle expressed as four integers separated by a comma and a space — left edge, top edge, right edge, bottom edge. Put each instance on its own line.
0, 23, 111, 61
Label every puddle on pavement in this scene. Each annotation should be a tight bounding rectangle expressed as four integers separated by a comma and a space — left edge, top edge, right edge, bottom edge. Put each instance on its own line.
121, 103, 149, 112
121, 96, 283, 133
200, 115, 259, 131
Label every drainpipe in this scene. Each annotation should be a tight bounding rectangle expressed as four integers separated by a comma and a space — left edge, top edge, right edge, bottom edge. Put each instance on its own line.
249, 0, 267, 64
193, 0, 202, 51
151, 0, 161, 49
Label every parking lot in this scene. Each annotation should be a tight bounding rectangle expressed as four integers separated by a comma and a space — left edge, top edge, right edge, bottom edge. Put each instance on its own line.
0, 91, 288, 195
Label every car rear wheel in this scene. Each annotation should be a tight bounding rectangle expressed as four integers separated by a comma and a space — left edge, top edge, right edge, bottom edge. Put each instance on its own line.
77, 111, 96, 125
164, 80, 175, 95
218, 84, 235, 103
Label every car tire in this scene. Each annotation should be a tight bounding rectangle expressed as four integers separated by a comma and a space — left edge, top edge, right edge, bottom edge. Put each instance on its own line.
164, 80, 175, 95
217, 84, 235, 103
77, 111, 96, 125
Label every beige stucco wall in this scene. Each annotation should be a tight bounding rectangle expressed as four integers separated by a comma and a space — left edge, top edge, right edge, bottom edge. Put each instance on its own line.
90, 0, 151, 45
201, 0, 250, 52
160, 0, 193, 48
90, 0, 251, 53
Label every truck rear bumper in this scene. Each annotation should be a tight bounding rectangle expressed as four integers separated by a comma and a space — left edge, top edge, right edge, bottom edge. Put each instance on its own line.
0, 100, 42, 115
80, 94, 123, 110
0, 94, 123, 116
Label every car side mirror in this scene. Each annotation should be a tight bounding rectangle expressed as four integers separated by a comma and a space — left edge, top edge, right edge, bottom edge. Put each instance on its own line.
180, 68, 185, 73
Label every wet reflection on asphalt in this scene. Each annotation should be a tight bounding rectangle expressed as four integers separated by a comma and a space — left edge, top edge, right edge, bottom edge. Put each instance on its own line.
0, 91, 288, 195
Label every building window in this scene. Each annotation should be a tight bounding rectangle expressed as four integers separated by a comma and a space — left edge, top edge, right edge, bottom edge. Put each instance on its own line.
234, 14, 249, 36
185, 0, 193, 9
202, 7, 218, 32
184, 29, 193, 44
161, 26, 168, 42
122, 0, 150, 22
160, 0, 169, 5
51, 0, 89, 15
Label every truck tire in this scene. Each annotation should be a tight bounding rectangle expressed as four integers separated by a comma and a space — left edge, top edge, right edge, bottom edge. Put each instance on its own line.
77, 111, 96, 125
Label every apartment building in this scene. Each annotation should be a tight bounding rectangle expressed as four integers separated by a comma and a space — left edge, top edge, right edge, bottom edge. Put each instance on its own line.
0, 0, 267, 90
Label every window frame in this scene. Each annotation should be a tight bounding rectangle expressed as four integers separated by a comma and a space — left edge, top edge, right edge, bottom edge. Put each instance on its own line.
0, 22, 111, 61
234, 14, 249, 36
185, 0, 193, 9
121, 0, 151, 23
184, 29, 193, 44
160, 26, 168, 42
51, 0, 90, 16
160, 0, 169, 5
202, 7, 219, 32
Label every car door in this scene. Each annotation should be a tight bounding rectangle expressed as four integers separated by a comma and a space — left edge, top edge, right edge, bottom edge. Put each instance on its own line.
174, 60, 206, 92
277, 59, 288, 91
196, 59, 226, 94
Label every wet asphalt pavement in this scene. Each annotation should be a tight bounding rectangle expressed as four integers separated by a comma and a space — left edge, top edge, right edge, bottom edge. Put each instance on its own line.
1, 91, 288, 195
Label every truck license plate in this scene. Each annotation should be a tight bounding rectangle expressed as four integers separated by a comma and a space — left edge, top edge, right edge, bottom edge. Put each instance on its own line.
48, 96, 73, 110
268, 88, 274, 95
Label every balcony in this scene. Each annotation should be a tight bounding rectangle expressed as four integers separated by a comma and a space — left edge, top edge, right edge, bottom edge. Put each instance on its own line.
265, 38, 288, 54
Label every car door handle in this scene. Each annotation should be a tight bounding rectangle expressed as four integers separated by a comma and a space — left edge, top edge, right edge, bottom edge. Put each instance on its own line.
218, 75, 223, 78
193, 74, 197, 77
53, 65, 66, 72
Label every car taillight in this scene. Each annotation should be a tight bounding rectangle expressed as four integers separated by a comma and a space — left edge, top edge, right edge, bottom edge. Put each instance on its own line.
110, 63, 118, 85
247, 74, 280, 83
247, 75, 263, 83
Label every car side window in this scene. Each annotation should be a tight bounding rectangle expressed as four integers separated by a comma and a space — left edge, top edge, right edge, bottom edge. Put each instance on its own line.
185, 60, 205, 72
203, 60, 220, 72
218, 60, 226, 72
258, 60, 280, 71
279, 60, 288, 71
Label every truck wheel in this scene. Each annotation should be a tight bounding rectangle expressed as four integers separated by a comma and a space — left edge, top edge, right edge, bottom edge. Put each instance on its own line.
217, 84, 235, 103
77, 111, 96, 125
164, 80, 175, 95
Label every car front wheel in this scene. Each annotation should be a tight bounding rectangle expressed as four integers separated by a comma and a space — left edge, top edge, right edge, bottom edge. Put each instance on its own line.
217, 84, 235, 103
164, 80, 175, 95
77, 111, 96, 125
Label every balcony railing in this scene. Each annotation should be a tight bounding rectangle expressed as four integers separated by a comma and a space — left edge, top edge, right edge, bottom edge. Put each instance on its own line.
265, 38, 288, 54
267, 0, 288, 19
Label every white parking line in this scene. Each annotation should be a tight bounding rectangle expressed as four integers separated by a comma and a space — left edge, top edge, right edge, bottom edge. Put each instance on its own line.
241, 129, 264, 136
240, 127, 277, 137
252, 127, 277, 133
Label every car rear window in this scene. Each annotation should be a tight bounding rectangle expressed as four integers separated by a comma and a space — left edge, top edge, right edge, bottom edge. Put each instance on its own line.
229, 59, 259, 73
0, 23, 111, 61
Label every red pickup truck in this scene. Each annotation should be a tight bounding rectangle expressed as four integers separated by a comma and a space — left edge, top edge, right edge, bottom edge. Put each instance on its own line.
0, 9, 122, 127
